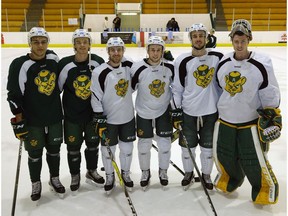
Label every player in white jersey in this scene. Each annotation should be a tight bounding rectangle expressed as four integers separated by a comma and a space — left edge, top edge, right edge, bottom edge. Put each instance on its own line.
171, 23, 223, 190
213, 19, 281, 204
131, 36, 174, 190
90, 37, 136, 194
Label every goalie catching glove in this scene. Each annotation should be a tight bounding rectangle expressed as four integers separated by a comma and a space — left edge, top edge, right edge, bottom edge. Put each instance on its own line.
92, 113, 107, 139
11, 117, 29, 140
257, 107, 282, 143
170, 108, 183, 129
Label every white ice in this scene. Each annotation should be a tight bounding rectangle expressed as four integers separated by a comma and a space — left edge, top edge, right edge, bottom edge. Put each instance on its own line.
1, 46, 287, 216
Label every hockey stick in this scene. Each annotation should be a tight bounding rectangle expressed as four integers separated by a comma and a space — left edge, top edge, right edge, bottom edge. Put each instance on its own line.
103, 136, 137, 216
11, 140, 23, 216
171, 101, 218, 216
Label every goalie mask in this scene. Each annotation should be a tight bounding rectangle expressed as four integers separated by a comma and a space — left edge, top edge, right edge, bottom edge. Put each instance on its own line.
72, 29, 91, 45
229, 19, 252, 41
146, 36, 165, 51
188, 23, 208, 41
28, 27, 50, 45
106, 37, 125, 52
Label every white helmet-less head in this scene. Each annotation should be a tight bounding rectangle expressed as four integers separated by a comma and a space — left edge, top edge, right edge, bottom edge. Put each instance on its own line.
106, 37, 125, 52
188, 23, 208, 41
28, 27, 50, 45
72, 29, 91, 44
229, 19, 252, 41
146, 36, 165, 51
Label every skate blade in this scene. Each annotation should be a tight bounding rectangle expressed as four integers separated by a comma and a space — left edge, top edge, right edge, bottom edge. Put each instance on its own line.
85, 178, 104, 188
141, 182, 150, 191
182, 179, 195, 191
125, 186, 133, 192
31, 199, 41, 207
105, 184, 115, 195
71, 190, 79, 196
49, 187, 65, 199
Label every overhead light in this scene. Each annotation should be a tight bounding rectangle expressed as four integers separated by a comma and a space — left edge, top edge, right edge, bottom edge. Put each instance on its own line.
121, 12, 137, 15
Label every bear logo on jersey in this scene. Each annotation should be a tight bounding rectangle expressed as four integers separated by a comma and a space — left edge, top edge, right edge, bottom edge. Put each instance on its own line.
224, 71, 246, 96
73, 75, 91, 100
193, 64, 215, 88
34, 70, 56, 96
149, 79, 165, 98
30, 139, 38, 147
115, 78, 129, 97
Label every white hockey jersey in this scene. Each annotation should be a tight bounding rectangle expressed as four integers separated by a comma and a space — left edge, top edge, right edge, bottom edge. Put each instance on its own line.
172, 50, 223, 116
216, 51, 280, 124
90, 58, 134, 125
131, 59, 174, 119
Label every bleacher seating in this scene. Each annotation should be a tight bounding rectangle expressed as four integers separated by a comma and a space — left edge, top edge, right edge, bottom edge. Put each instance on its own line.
222, 0, 286, 31
1, 0, 286, 32
1, 0, 30, 32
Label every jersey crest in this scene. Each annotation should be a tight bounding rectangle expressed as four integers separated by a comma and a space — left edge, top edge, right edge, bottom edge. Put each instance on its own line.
148, 79, 166, 98
193, 64, 215, 88
115, 78, 129, 97
34, 70, 56, 96
224, 71, 246, 96
73, 75, 91, 100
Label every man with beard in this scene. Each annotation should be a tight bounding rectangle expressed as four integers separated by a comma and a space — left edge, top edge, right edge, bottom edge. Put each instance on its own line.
171, 23, 223, 190
90, 37, 136, 194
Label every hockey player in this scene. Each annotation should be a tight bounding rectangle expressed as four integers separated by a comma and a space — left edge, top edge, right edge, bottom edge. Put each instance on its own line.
171, 23, 223, 190
213, 19, 281, 204
131, 36, 174, 190
90, 37, 136, 194
7, 27, 65, 201
58, 29, 105, 194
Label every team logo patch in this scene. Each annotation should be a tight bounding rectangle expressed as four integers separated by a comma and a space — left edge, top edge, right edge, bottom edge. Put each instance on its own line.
34, 70, 56, 95
30, 139, 38, 147
224, 71, 246, 96
149, 79, 165, 98
193, 64, 215, 88
115, 78, 129, 97
68, 136, 76, 142
137, 129, 144, 136
73, 75, 91, 100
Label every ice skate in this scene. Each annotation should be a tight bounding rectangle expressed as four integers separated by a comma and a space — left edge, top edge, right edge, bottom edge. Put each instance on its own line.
202, 173, 213, 190
85, 170, 105, 187
181, 172, 195, 191
104, 173, 115, 195
140, 169, 151, 191
121, 170, 134, 192
31, 181, 41, 203
70, 173, 80, 195
159, 168, 168, 189
49, 176, 66, 199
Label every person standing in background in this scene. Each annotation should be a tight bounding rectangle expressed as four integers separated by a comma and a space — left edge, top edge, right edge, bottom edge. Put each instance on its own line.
7, 27, 66, 201
58, 29, 105, 194
103, 16, 109, 32
171, 23, 223, 191
206, 28, 217, 48
113, 14, 121, 32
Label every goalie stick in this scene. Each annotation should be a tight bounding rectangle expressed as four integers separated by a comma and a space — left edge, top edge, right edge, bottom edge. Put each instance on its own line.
11, 140, 23, 216
171, 101, 218, 216
103, 136, 137, 216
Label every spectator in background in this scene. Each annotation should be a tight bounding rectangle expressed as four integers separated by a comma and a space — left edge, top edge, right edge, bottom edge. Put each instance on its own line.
166, 18, 180, 32
103, 16, 109, 32
206, 28, 217, 48
113, 14, 121, 32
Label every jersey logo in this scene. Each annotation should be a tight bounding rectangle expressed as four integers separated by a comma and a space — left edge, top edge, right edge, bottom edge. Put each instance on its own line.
34, 70, 56, 96
115, 78, 129, 97
193, 64, 215, 88
73, 75, 91, 100
149, 79, 165, 98
224, 71, 246, 96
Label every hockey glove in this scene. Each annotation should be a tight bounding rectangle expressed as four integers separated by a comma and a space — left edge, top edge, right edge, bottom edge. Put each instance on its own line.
170, 108, 183, 129
92, 113, 107, 139
11, 117, 29, 140
163, 50, 174, 61
257, 107, 282, 143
